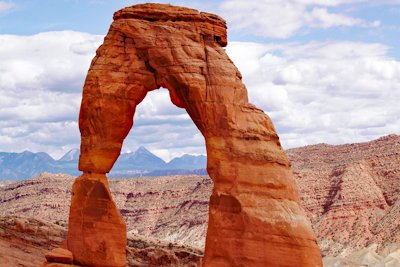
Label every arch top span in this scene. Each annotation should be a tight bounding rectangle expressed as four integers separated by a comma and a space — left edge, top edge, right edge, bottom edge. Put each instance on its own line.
65, 3, 323, 267
78, 3, 248, 174
113, 3, 227, 47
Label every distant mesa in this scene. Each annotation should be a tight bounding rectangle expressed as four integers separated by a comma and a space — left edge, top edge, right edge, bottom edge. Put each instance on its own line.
287, 133, 400, 257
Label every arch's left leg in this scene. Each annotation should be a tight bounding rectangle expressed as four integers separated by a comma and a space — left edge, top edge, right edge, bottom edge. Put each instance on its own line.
67, 28, 153, 267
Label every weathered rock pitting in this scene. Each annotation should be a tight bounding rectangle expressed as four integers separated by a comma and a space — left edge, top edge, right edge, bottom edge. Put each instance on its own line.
69, 3, 321, 267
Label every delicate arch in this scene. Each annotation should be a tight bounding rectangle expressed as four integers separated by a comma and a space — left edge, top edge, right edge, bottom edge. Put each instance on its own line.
67, 4, 323, 267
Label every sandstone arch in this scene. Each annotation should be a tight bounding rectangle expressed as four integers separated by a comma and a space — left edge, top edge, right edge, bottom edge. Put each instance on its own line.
67, 4, 323, 267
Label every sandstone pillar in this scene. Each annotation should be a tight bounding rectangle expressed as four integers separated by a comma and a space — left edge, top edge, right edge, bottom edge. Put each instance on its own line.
67, 174, 126, 267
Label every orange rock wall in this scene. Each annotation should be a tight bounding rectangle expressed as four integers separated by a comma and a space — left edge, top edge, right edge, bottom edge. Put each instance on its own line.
71, 3, 323, 267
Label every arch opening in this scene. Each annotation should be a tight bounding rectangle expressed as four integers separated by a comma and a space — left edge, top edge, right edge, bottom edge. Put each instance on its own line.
113, 88, 207, 174
105, 87, 212, 252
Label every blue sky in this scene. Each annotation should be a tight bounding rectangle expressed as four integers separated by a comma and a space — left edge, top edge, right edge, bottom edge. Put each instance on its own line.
0, 0, 221, 35
0, 0, 399, 161
1, 1, 400, 58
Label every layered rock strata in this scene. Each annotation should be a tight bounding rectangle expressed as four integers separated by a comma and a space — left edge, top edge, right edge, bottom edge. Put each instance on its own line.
66, 3, 322, 267
0, 216, 66, 267
287, 134, 400, 255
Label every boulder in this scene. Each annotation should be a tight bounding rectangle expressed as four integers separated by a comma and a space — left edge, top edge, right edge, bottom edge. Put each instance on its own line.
45, 248, 73, 264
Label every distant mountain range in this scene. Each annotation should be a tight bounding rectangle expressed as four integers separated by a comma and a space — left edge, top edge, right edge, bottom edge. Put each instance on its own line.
0, 146, 207, 180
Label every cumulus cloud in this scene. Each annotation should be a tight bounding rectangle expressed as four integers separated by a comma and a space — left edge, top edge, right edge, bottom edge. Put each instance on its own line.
219, 0, 376, 38
226, 41, 400, 148
0, 31, 102, 159
1, 30, 399, 161
0, 31, 205, 161
0, 31, 102, 92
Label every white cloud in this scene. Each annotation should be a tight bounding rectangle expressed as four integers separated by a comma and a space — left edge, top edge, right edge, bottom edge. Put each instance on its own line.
226, 41, 400, 148
307, 7, 364, 28
219, 0, 375, 38
0, 1, 16, 13
0, 31, 205, 161
122, 89, 206, 162
0, 31, 102, 92
1, 30, 399, 162
0, 31, 102, 159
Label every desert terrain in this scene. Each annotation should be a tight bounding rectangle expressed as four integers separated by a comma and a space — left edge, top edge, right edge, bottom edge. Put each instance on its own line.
0, 134, 399, 266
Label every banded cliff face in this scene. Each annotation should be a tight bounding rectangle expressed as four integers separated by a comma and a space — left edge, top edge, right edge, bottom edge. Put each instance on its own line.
287, 134, 400, 255
0, 173, 210, 250
71, 3, 321, 267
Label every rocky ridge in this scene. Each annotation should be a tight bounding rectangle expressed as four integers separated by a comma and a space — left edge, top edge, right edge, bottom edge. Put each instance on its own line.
0, 216, 65, 267
287, 134, 400, 256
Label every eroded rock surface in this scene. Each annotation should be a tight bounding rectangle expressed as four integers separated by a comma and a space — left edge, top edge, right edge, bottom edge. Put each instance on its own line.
45, 248, 73, 264
0, 216, 65, 267
67, 3, 323, 267
67, 174, 126, 267
287, 134, 400, 256
1, 136, 399, 266
0, 216, 201, 267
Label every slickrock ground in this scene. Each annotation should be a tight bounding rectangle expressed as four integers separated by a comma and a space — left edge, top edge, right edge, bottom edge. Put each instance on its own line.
0, 216, 65, 267
0, 134, 399, 266
0, 216, 202, 267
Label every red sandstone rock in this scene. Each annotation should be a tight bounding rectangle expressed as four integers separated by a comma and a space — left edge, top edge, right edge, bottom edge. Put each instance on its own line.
73, 3, 322, 267
67, 174, 126, 267
1, 137, 399, 266
0, 216, 66, 267
0, 215, 202, 267
40, 264, 80, 267
45, 248, 73, 263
